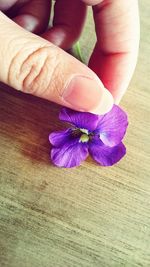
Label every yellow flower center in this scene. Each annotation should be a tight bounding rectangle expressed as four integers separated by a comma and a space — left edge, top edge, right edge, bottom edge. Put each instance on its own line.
79, 133, 89, 143
80, 128, 89, 135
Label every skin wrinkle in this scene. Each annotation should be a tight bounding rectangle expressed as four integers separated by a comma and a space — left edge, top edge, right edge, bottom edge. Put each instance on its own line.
21, 47, 49, 93
52, 63, 65, 99
22, 46, 60, 96
29, 55, 55, 97
8, 44, 60, 96
96, 48, 130, 57
7, 40, 49, 87
7, 49, 21, 86
0, 0, 139, 112
22, 64, 37, 94
19, 44, 50, 74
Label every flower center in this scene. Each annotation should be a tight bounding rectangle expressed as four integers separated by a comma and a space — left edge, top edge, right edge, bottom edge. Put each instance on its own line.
80, 128, 89, 135
79, 133, 89, 143
71, 128, 90, 143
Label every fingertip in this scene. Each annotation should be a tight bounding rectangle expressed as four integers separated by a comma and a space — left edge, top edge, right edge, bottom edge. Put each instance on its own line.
42, 0, 86, 50
0, 0, 18, 11
81, 0, 102, 5
42, 26, 76, 50
12, 0, 51, 34
42, 27, 68, 49
62, 75, 114, 115
13, 14, 39, 32
90, 87, 114, 115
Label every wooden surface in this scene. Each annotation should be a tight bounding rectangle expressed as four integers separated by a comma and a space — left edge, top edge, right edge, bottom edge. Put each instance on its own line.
0, 2, 150, 267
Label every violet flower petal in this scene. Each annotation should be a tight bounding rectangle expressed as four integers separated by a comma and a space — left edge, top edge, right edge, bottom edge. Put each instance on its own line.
59, 108, 99, 131
95, 105, 128, 147
49, 129, 73, 147
89, 136, 126, 166
51, 138, 89, 168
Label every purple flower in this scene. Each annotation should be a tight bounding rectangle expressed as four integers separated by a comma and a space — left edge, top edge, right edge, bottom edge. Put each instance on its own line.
49, 105, 128, 168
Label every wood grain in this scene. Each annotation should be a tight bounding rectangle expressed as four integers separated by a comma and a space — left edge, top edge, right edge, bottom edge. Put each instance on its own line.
0, 1, 150, 266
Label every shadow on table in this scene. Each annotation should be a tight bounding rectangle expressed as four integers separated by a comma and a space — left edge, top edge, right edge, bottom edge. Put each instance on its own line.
0, 83, 64, 166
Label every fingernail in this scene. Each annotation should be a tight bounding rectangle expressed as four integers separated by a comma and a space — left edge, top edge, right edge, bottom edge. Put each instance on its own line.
62, 75, 113, 114
14, 15, 39, 32
0, 0, 17, 11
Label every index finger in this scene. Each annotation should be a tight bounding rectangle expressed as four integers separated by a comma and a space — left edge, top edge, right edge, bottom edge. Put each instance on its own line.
82, 0, 140, 102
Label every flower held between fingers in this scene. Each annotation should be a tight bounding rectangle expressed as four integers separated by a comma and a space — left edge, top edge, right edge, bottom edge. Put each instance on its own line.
49, 105, 128, 168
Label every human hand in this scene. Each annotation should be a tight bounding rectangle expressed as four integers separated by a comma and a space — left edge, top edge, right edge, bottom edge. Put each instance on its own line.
0, 0, 139, 114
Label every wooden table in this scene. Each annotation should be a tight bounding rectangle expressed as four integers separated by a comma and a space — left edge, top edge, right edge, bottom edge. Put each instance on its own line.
0, 2, 150, 266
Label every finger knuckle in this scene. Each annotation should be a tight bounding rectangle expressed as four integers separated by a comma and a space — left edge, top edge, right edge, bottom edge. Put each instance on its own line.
8, 45, 61, 97
21, 46, 60, 96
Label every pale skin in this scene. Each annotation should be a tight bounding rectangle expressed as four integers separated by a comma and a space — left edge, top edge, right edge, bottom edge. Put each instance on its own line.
0, 0, 140, 114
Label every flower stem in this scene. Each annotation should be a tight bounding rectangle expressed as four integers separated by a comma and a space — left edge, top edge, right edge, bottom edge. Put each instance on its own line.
73, 41, 84, 63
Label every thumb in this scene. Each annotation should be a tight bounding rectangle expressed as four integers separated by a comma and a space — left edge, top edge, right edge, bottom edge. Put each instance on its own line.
0, 12, 113, 114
